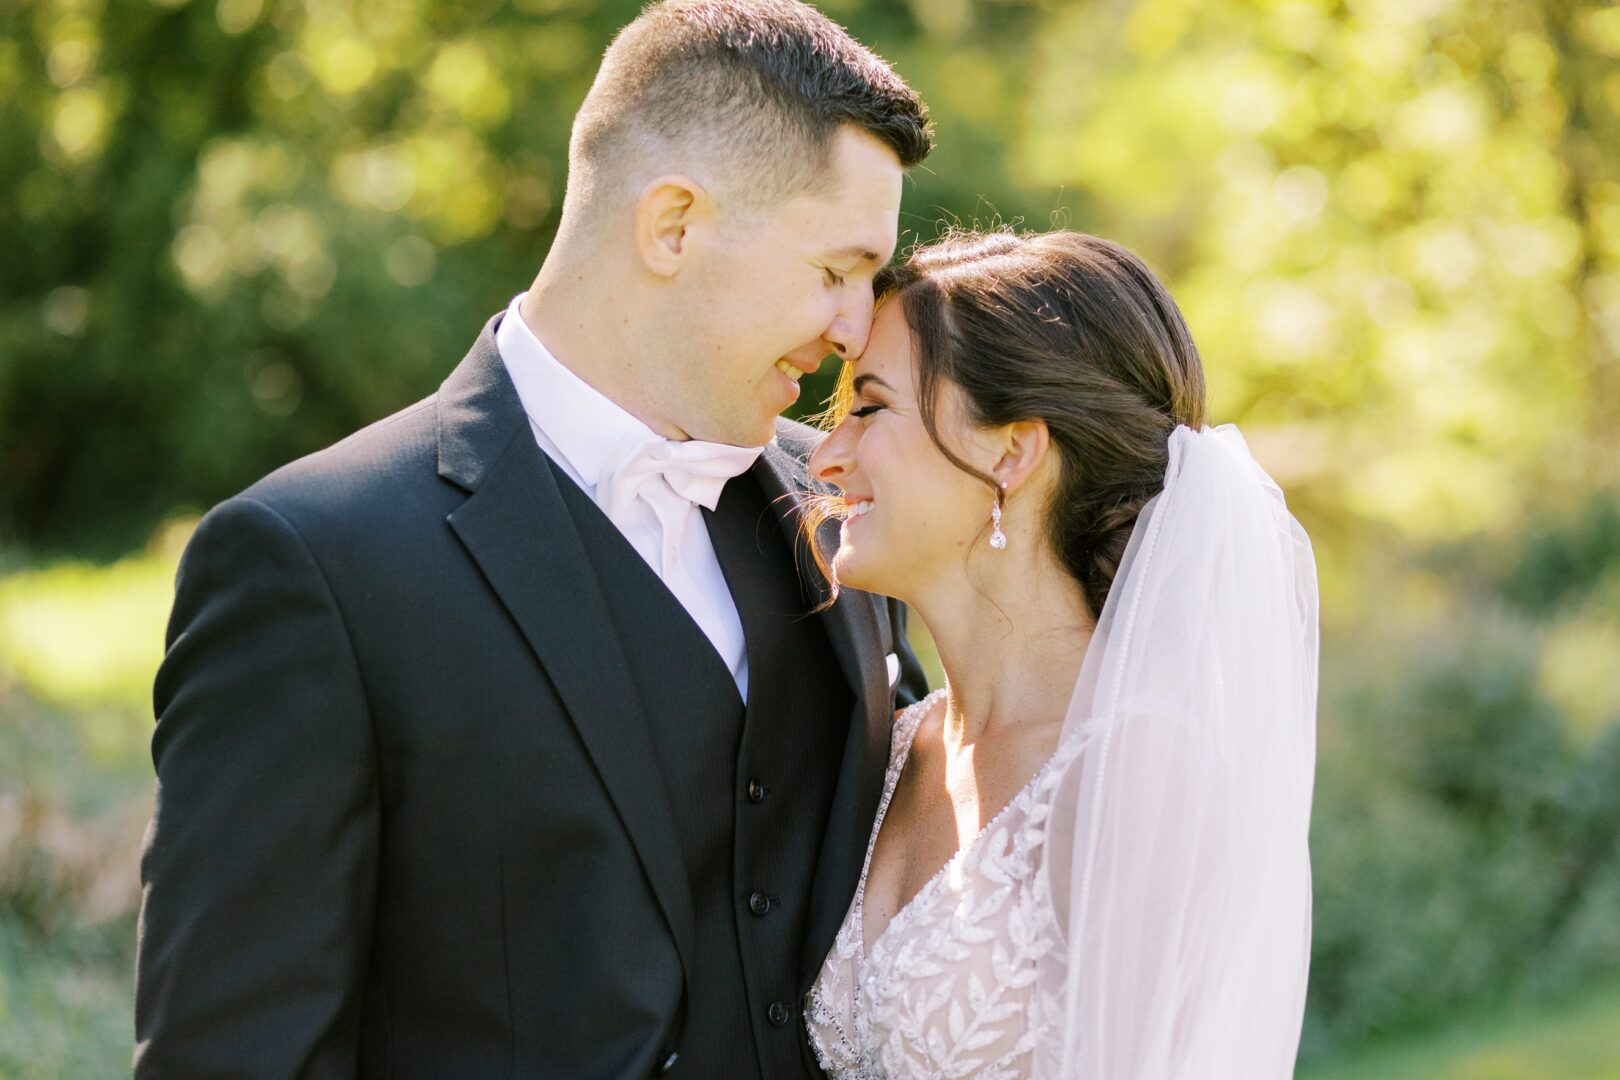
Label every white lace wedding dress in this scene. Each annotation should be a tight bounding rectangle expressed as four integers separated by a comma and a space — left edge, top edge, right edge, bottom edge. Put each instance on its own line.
806, 688, 1083, 1080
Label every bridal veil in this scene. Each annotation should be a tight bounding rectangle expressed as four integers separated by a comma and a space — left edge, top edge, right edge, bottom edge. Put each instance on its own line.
1036, 424, 1319, 1078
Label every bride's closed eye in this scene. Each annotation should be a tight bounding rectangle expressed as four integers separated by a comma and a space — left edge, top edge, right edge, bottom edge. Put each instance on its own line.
850, 403, 885, 418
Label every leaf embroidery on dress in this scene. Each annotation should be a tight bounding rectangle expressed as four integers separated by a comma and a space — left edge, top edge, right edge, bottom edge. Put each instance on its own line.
805, 688, 1085, 1078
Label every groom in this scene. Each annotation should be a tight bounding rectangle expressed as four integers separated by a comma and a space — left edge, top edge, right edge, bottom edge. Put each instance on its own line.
134, 2, 932, 1077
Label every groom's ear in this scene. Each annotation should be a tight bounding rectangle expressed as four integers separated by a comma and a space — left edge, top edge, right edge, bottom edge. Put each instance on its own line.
990, 419, 1050, 496
635, 175, 713, 278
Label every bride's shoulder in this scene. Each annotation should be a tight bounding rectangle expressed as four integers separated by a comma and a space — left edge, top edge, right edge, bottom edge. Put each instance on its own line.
891, 687, 946, 752
892, 686, 945, 724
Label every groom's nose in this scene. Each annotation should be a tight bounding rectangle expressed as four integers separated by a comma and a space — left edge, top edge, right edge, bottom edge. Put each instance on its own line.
823, 289, 876, 361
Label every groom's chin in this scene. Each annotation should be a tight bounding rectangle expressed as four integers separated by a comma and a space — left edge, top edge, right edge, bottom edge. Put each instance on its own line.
727, 399, 781, 447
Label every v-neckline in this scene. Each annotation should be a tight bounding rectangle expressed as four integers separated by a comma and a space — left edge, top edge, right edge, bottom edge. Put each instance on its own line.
853, 689, 1066, 964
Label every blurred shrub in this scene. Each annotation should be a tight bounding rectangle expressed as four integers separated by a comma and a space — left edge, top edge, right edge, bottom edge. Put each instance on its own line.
1303, 491, 1620, 1057
1497, 493, 1620, 617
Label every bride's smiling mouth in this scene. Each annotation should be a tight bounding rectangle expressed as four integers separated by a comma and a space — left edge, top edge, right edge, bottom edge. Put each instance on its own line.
842, 497, 875, 520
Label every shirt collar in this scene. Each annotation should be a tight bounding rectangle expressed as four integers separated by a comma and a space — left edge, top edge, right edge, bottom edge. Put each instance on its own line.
494, 293, 662, 489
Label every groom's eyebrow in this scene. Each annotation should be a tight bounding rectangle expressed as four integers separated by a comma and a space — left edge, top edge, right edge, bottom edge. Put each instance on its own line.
826, 245, 886, 266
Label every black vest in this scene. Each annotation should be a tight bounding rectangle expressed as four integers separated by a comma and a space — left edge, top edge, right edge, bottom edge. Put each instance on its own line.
553, 459, 853, 1079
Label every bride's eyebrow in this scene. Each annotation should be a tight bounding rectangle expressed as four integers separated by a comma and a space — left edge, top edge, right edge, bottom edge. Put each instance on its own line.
852, 373, 894, 394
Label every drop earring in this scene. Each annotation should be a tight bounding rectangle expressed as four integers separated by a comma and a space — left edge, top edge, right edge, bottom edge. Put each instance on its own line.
989, 482, 1009, 550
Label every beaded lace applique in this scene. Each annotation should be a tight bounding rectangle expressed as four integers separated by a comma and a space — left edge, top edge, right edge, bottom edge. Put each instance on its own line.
806, 689, 1081, 1080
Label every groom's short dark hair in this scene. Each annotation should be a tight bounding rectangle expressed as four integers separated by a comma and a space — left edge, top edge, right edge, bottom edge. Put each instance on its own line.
567, 0, 932, 220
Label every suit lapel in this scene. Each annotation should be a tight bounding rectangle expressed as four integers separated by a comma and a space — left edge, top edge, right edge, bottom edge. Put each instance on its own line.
750, 433, 897, 987
438, 314, 696, 1004
750, 434, 889, 708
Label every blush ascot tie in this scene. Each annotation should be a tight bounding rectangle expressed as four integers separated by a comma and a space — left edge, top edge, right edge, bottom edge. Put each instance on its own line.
596, 435, 765, 578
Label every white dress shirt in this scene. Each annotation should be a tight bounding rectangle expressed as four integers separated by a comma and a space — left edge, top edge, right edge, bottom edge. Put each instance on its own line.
495, 295, 761, 698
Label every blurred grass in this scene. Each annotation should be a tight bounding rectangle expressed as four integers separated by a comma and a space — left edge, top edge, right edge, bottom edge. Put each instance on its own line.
0, 915, 136, 1079
0, 536, 176, 1077
1298, 974, 1620, 1080
0, 519, 191, 717
0, 678, 147, 1078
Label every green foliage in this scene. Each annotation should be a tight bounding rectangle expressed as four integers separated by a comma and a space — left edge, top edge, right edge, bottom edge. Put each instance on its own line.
3, 0, 1617, 560
1498, 490, 1620, 615
1025, 0, 1619, 561
1304, 491, 1620, 1058
0, 0, 646, 554
1378, 618, 1571, 825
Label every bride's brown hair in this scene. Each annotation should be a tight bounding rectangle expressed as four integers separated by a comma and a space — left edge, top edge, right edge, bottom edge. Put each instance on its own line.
808, 229, 1207, 618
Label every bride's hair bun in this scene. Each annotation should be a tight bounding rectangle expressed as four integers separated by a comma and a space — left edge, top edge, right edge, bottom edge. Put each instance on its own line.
1080, 488, 1160, 609
870, 227, 1206, 617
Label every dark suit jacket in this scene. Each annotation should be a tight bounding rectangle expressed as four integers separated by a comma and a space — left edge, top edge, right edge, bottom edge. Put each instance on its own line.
134, 313, 928, 1079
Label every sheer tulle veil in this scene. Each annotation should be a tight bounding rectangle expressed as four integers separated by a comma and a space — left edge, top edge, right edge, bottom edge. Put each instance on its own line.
1034, 423, 1319, 1078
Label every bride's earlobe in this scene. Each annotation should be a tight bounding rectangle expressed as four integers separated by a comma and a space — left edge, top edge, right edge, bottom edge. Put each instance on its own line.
990, 418, 1051, 496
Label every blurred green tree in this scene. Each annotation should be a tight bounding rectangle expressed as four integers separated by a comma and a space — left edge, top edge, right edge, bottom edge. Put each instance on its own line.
3, 0, 1616, 560
2, 0, 639, 553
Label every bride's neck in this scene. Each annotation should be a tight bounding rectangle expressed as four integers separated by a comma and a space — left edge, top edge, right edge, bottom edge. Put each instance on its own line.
912, 546, 1094, 744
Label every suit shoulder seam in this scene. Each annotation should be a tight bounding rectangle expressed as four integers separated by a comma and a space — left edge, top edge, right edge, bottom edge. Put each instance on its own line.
229, 495, 381, 733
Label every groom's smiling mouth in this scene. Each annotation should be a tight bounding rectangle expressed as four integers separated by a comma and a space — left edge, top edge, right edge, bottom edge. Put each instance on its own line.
771, 354, 821, 404
777, 346, 829, 379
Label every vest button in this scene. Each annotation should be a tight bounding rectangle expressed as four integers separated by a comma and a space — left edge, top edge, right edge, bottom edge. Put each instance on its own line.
748, 891, 771, 916
746, 779, 767, 803
767, 1000, 791, 1027
656, 1051, 679, 1075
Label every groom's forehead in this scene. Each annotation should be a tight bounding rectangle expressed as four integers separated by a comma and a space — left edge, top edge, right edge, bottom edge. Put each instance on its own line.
775, 194, 892, 247
784, 186, 898, 250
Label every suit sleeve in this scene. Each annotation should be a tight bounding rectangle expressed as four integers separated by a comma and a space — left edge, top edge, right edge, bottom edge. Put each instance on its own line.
886, 596, 932, 708
136, 495, 379, 1079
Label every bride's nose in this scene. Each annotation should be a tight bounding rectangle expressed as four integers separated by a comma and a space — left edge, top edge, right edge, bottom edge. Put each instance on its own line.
810, 419, 857, 489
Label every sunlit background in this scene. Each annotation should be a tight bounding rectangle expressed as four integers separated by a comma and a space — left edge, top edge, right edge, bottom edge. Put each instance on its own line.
3, 0, 1619, 1074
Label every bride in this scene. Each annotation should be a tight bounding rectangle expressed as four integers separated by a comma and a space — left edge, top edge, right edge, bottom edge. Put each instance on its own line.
803, 230, 1318, 1078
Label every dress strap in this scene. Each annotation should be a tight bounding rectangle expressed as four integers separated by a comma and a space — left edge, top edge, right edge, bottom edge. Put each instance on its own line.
889, 687, 945, 759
